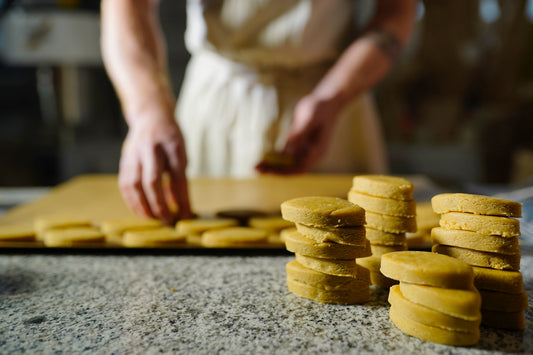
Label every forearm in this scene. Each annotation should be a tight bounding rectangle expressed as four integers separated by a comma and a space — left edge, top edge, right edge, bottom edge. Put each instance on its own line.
310, 0, 416, 111
101, 0, 174, 125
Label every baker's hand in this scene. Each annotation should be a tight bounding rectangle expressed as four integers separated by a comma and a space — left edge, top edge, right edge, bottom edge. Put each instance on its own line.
256, 93, 340, 175
119, 108, 193, 225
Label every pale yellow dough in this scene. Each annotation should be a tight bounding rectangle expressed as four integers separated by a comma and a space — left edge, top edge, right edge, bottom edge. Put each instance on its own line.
439, 212, 520, 237
348, 190, 416, 217
357, 256, 398, 288
431, 227, 520, 255
399, 282, 481, 321
351, 175, 414, 200
0, 225, 36, 242
287, 276, 369, 305
279, 227, 296, 242
380, 251, 474, 289
176, 218, 239, 234
248, 216, 294, 232
42, 227, 105, 247
365, 227, 406, 246
481, 309, 526, 330
389, 285, 481, 332
295, 223, 366, 246
370, 244, 407, 257
280, 196, 365, 227
389, 305, 480, 346
478, 289, 529, 312
202, 227, 268, 247
122, 227, 187, 247
35, 215, 92, 240
295, 253, 357, 277
472, 266, 524, 293
365, 211, 417, 233
101, 218, 162, 235
286, 260, 369, 291
431, 193, 522, 217
285, 230, 371, 259
432, 244, 521, 271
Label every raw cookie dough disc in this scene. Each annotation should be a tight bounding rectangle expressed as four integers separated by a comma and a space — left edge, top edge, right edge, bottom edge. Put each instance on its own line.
431, 227, 520, 255
215, 209, 269, 225
279, 227, 297, 241
295, 253, 357, 277
35, 215, 92, 239
439, 212, 520, 237
365, 211, 417, 233
101, 218, 163, 235
348, 190, 416, 217
351, 175, 414, 200
380, 251, 474, 289
389, 305, 480, 346
202, 227, 268, 247
122, 227, 187, 247
286, 260, 369, 291
399, 282, 481, 321
248, 216, 294, 232
357, 256, 398, 288
481, 309, 526, 330
42, 227, 105, 247
295, 223, 367, 246
285, 230, 371, 259
389, 285, 481, 332
478, 289, 529, 312
370, 243, 407, 257
432, 244, 521, 271
280, 196, 365, 227
431, 193, 522, 218
176, 218, 239, 234
0, 225, 36, 242
472, 266, 524, 293
365, 228, 406, 246
287, 277, 369, 305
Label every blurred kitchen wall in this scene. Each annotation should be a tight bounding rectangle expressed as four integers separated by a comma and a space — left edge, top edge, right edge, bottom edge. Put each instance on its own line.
0, 0, 531, 187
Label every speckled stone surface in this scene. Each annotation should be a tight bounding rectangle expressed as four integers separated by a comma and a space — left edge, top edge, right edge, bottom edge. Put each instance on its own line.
0, 251, 531, 354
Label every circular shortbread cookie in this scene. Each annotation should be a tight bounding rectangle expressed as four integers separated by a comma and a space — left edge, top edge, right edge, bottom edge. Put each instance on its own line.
122, 227, 187, 247
285, 230, 370, 259
287, 277, 369, 305
431, 193, 522, 217
472, 266, 523, 294
280, 196, 365, 227
295, 223, 366, 246
380, 251, 474, 289
295, 253, 357, 277
42, 227, 105, 247
478, 289, 529, 312
101, 218, 162, 235
286, 260, 369, 291
431, 227, 520, 255
370, 243, 407, 257
348, 190, 416, 217
481, 309, 525, 330
365, 211, 417, 233
0, 225, 36, 241
389, 305, 480, 346
399, 282, 481, 321
176, 218, 239, 234
202, 227, 268, 247
248, 216, 294, 232
389, 285, 481, 332
432, 244, 521, 271
351, 175, 414, 200
35, 215, 92, 240
439, 212, 520, 237
365, 228, 406, 246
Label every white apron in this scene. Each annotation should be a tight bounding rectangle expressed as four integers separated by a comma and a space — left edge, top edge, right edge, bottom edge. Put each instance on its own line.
177, 0, 387, 177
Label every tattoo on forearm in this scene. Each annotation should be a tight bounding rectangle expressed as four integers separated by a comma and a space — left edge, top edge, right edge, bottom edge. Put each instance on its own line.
364, 27, 403, 62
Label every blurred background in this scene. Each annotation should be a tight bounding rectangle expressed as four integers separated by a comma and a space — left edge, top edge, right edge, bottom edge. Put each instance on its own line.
0, 0, 532, 188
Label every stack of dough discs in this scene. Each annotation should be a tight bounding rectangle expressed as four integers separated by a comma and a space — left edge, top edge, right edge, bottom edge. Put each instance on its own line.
248, 216, 295, 246
348, 175, 416, 288
431, 193, 526, 330
122, 227, 187, 247
176, 218, 239, 246
381, 251, 481, 346
281, 196, 370, 304
100, 218, 163, 245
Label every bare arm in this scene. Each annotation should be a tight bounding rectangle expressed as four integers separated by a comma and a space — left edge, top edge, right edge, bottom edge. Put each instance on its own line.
101, 0, 192, 223
256, 0, 417, 174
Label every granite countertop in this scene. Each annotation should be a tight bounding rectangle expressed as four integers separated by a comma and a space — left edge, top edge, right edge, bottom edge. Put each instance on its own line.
1, 251, 531, 354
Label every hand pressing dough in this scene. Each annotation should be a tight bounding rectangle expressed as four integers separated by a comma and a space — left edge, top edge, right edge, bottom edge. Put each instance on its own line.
431, 193, 522, 217
472, 266, 524, 294
286, 260, 369, 291
202, 227, 268, 247
389, 285, 481, 332
357, 256, 398, 288
365, 227, 406, 246
42, 227, 105, 247
0, 225, 36, 242
248, 216, 294, 232
295, 223, 366, 246
439, 212, 520, 237
432, 244, 521, 271
431, 227, 520, 255
380, 251, 474, 289
348, 190, 416, 217
478, 289, 529, 312
287, 277, 369, 305
399, 283, 481, 321
351, 175, 414, 200
370, 243, 407, 257
365, 211, 417, 233
122, 227, 187, 247
389, 305, 480, 346
176, 218, 239, 234
481, 309, 526, 330
281, 196, 365, 227
285, 230, 371, 259
295, 253, 357, 277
